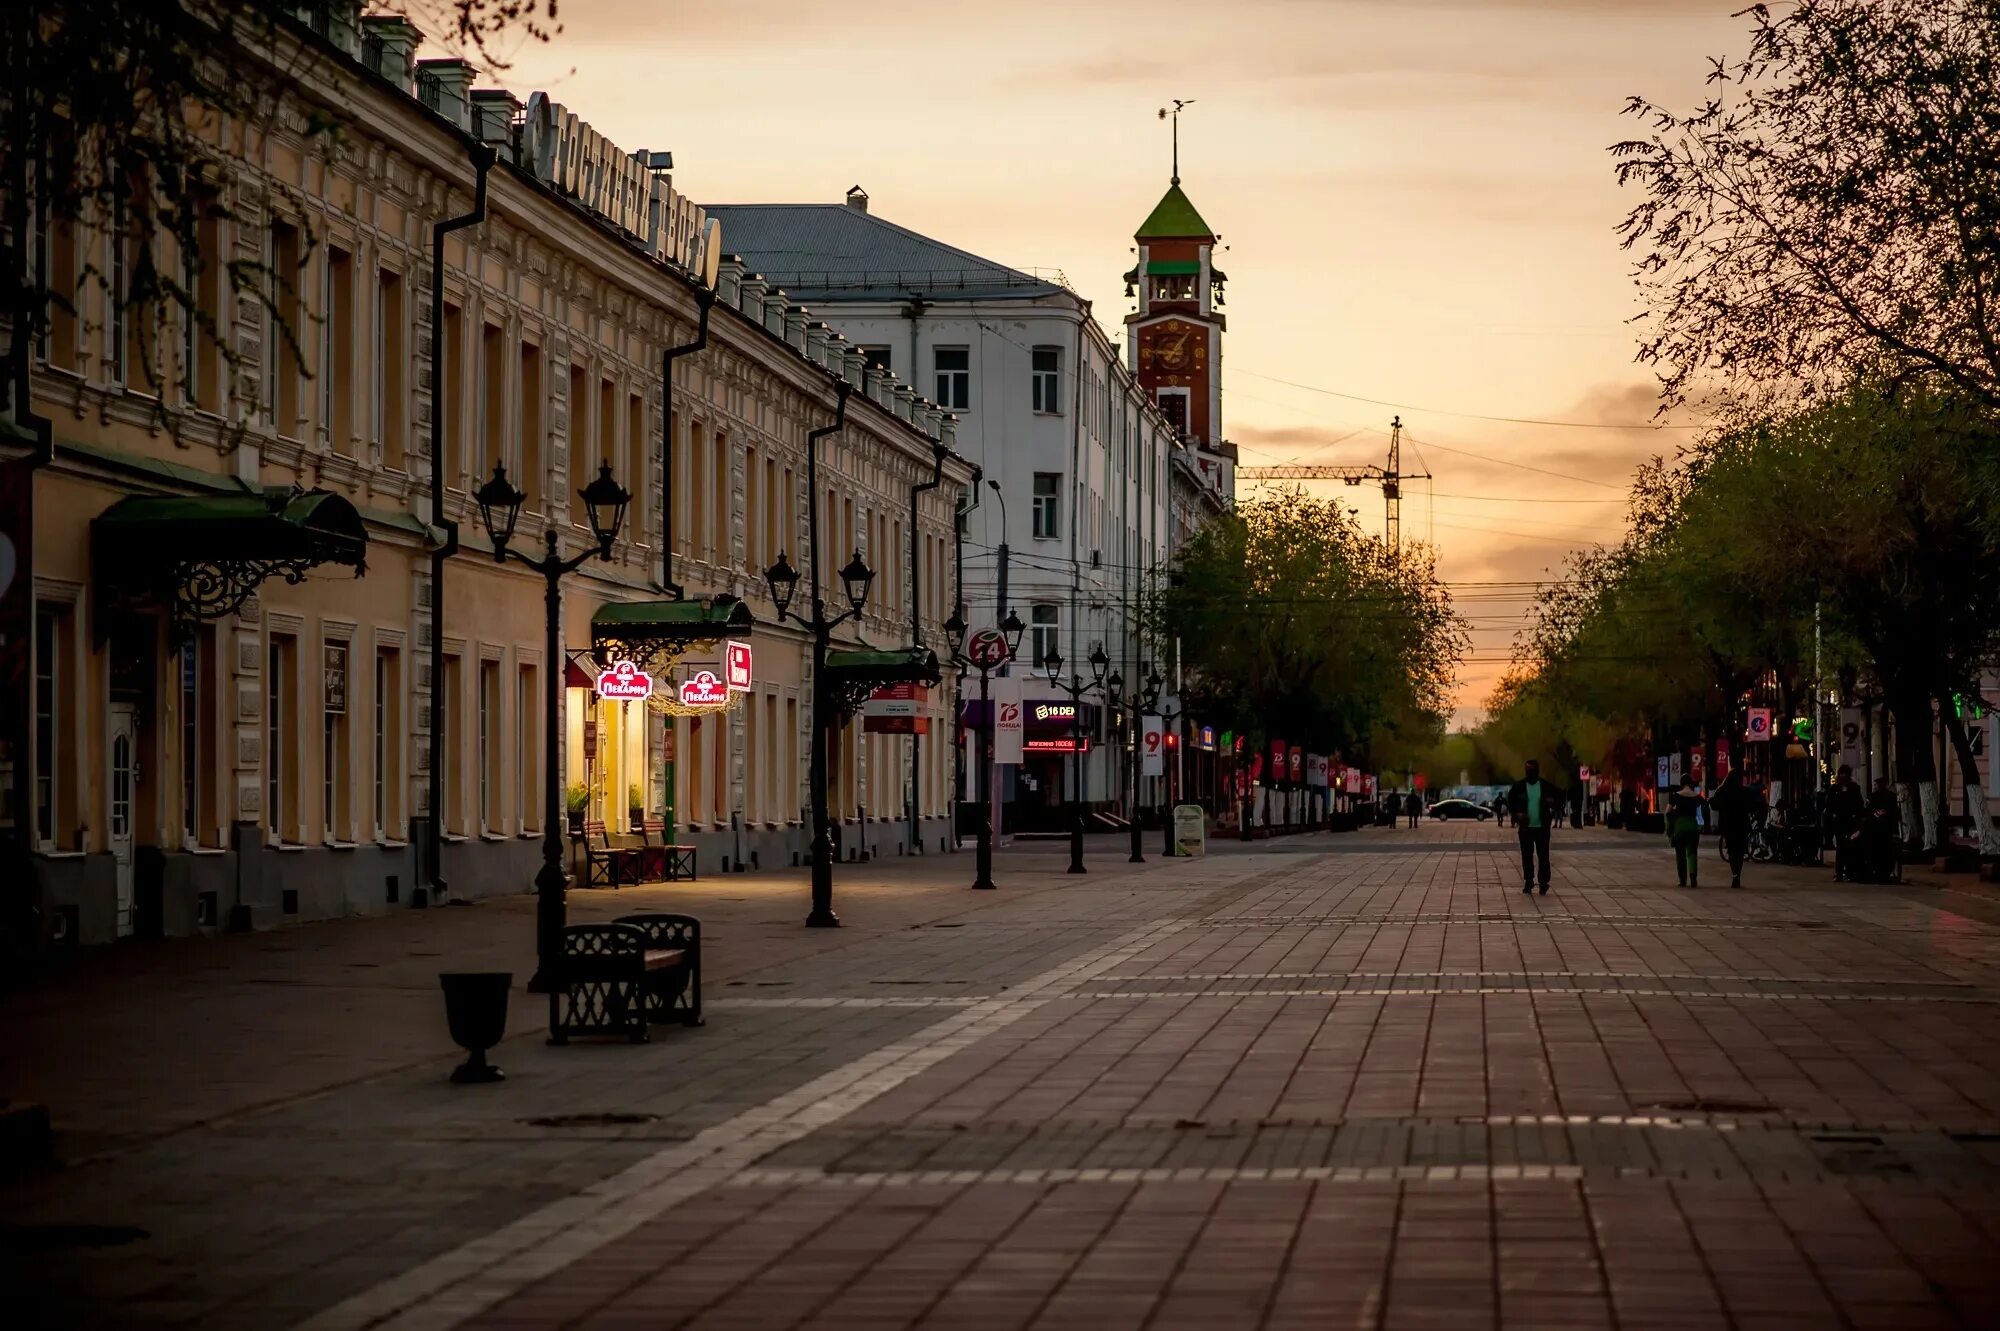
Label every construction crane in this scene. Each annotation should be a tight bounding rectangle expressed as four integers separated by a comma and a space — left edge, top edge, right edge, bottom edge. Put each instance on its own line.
1238, 416, 1432, 560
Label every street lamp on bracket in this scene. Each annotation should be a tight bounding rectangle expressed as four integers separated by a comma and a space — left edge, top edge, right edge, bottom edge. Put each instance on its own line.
1042, 642, 1111, 874
952, 606, 1024, 890
472, 459, 631, 991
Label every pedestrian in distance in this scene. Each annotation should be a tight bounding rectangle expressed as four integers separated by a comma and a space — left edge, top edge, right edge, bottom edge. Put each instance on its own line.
1666, 772, 1706, 887
1407, 791, 1422, 829
1829, 764, 1865, 882
1712, 767, 1754, 888
1491, 795, 1508, 827
1506, 760, 1563, 894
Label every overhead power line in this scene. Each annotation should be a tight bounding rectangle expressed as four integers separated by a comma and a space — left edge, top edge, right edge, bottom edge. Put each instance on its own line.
1235, 368, 1706, 431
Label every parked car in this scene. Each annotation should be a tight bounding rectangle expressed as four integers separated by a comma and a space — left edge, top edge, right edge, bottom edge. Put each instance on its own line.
1428, 798, 1493, 821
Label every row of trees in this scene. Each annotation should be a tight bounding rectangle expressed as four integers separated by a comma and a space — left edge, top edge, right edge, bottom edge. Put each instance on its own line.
1490, 0, 2000, 852
1148, 489, 1466, 777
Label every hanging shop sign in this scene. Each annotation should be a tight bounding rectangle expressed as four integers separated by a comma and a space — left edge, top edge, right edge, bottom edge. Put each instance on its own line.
1025, 700, 1092, 752
323, 642, 348, 715
1745, 707, 1773, 742
677, 670, 730, 708
595, 659, 654, 701
725, 640, 753, 692
1196, 725, 1216, 752
864, 682, 930, 734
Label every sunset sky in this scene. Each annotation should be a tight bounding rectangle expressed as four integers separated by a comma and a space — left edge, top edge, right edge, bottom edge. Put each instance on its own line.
450, 0, 1747, 723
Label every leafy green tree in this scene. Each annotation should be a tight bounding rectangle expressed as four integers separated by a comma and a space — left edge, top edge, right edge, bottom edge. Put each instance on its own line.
1149, 489, 1466, 769
1615, 0, 2000, 413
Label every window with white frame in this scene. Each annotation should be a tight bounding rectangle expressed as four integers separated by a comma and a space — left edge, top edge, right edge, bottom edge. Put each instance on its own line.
1031, 346, 1060, 413
1030, 603, 1060, 670
267, 636, 297, 842
934, 346, 969, 411
33, 608, 61, 847
374, 646, 400, 840
1032, 472, 1062, 540
479, 659, 501, 834
323, 640, 350, 841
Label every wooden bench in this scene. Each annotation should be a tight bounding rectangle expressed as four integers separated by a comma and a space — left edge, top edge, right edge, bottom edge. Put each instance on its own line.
548, 922, 687, 1043
640, 818, 698, 881
580, 820, 646, 889
614, 913, 702, 1026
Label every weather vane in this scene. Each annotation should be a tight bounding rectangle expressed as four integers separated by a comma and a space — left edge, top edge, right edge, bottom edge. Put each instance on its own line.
1158, 99, 1194, 185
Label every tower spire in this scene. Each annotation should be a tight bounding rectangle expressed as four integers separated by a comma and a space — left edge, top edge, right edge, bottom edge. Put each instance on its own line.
1158, 99, 1194, 185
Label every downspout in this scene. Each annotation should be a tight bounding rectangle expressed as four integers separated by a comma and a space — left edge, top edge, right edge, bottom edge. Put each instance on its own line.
907, 440, 945, 853
657, 287, 714, 600
425, 143, 493, 904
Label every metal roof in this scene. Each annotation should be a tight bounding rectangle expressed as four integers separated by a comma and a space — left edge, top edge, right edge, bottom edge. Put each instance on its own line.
703, 203, 1067, 303
1136, 183, 1215, 240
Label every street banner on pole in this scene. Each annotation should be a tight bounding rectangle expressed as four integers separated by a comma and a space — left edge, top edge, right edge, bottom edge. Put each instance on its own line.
993, 676, 1024, 765
1141, 717, 1165, 777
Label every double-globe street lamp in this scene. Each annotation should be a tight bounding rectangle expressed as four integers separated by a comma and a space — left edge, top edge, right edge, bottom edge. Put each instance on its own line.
1042, 643, 1111, 874
763, 545, 875, 928
472, 459, 632, 992
1104, 667, 1164, 864
948, 607, 1025, 889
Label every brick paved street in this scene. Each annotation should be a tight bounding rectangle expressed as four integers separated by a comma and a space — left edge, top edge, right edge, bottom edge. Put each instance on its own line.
7, 822, 2000, 1329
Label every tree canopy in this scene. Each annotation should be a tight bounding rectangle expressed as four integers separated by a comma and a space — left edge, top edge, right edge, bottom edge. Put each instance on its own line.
1149, 489, 1466, 766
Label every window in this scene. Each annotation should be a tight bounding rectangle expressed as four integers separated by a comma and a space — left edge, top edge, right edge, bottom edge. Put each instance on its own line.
325, 245, 354, 450
267, 636, 296, 841
1031, 603, 1060, 670
374, 647, 400, 839
519, 342, 544, 510
632, 390, 651, 544
479, 659, 500, 833
270, 220, 302, 433
517, 665, 538, 833
33, 609, 58, 846
860, 345, 892, 375
934, 346, 969, 410
323, 640, 350, 841
481, 322, 506, 482
1032, 472, 1062, 540
1158, 388, 1188, 438
376, 269, 405, 468
179, 634, 216, 847
441, 654, 463, 834
108, 195, 128, 387
440, 300, 464, 482
1031, 346, 1060, 414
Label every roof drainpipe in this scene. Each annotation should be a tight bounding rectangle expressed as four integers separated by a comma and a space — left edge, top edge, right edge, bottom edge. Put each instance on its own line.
658, 287, 714, 601
425, 142, 493, 907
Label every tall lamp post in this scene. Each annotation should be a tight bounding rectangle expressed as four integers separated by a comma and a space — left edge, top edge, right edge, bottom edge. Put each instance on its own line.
764, 542, 875, 927
473, 460, 632, 993
955, 608, 1024, 889
1042, 644, 1110, 874
1107, 667, 1163, 864
1154, 691, 1182, 858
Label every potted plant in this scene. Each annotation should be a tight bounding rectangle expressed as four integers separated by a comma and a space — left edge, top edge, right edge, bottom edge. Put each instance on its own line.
628, 783, 646, 828
565, 783, 589, 835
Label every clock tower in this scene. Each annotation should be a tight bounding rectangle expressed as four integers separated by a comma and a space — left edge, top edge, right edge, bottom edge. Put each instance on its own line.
1125, 176, 1224, 448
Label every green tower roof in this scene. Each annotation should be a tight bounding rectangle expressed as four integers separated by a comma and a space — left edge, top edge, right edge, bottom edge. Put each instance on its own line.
1136, 182, 1215, 240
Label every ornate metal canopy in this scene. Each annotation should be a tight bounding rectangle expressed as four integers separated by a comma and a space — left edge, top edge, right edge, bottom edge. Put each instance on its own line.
820, 646, 941, 718
92, 486, 369, 642
590, 596, 756, 675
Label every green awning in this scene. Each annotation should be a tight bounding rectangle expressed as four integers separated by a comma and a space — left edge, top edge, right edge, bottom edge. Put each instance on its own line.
92, 486, 368, 639
822, 646, 942, 715
1136, 183, 1215, 240
591, 596, 755, 670
1146, 259, 1201, 276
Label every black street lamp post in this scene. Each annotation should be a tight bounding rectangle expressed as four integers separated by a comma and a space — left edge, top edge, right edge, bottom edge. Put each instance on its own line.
1107, 667, 1163, 865
952, 608, 1024, 889
1042, 644, 1110, 874
1153, 692, 1182, 858
764, 384, 874, 927
473, 460, 632, 993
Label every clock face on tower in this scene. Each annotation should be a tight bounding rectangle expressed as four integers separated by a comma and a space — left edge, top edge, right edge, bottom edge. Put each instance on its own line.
1139, 319, 1207, 378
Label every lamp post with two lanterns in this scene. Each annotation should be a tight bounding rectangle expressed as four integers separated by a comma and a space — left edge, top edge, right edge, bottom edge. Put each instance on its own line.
948, 607, 1025, 889
1105, 667, 1163, 865
471, 459, 632, 992
1041, 643, 1110, 875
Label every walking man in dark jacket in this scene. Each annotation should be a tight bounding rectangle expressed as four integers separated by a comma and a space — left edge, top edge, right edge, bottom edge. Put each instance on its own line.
1506, 760, 1564, 894
1712, 768, 1757, 889
1829, 765, 1865, 882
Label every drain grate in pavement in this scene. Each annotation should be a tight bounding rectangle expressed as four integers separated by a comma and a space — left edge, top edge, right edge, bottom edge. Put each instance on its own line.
752, 1116, 2000, 1187
522, 1113, 660, 1129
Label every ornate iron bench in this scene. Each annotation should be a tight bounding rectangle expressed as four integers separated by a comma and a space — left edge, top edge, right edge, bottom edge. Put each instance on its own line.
547, 922, 686, 1044
640, 819, 698, 881
580, 820, 645, 889
613, 913, 703, 1026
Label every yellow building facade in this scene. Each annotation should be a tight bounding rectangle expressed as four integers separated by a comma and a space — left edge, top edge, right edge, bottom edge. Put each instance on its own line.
4, 9, 971, 945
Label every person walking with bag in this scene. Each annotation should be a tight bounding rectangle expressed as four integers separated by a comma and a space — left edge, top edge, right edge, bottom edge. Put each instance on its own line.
1506, 760, 1564, 894
1666, 772, 1706, 887
1712, 767, 1755, 889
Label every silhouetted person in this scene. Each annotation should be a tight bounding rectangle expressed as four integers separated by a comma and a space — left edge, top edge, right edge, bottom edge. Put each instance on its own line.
1712, 768, 1756, 889
1506, 760, 1563, 894
1829, 765, 1865, 882
1407, 791, 1422, 829
1666, 772, 1706, 886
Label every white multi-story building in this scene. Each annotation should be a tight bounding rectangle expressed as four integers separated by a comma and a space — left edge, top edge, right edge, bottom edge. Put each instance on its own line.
709, 185, 1229, 825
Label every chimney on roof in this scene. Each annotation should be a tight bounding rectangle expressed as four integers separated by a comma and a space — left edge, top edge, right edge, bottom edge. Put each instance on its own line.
845, 185, 869, 214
